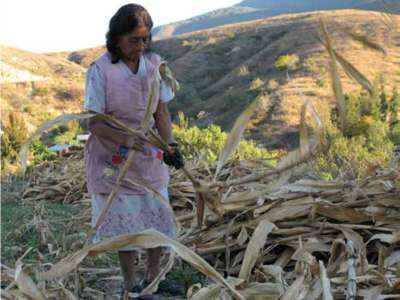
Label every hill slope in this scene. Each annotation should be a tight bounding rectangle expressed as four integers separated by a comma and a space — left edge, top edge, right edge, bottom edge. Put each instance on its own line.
153, 10, 399, 148
0, 46, 94, 132
152, 0, 386, 39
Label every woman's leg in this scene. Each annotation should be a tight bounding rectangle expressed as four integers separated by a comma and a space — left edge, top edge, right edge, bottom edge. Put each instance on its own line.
145, 247, 183, 295
146, 247, 162, 281
118, 250, 137, 291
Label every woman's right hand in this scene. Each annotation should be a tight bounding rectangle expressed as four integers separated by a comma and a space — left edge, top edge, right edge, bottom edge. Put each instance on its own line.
124, 131, 148, 152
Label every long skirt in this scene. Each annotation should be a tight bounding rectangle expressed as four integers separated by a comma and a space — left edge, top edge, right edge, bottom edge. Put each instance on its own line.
91, 187, 176, 251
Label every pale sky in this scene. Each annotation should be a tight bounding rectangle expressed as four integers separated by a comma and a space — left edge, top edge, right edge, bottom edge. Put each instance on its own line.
0, 0, 241, 53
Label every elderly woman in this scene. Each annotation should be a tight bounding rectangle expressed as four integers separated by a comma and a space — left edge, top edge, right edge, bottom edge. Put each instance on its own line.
83, 3, 184, 299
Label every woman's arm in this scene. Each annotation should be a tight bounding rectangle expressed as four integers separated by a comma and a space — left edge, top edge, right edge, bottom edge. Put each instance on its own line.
153, 102, 174, 144
88, 113, 147, 151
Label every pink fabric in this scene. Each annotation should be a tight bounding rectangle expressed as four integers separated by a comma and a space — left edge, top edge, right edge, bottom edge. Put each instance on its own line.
85, 52, 169, 194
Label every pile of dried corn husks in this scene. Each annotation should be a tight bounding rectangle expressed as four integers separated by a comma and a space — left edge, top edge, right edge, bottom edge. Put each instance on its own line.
174, 157, 400, 300
23, 151, 90, 203
14, 150, 400, 300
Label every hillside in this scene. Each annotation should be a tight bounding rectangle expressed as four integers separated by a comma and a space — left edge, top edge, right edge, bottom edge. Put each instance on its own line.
152, 0, 387, 39
152, 10, 399, 148
0, 46, 106, 132
1, 10, 399, 149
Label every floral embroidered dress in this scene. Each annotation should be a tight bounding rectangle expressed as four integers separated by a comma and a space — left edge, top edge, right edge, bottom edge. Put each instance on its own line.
84, 52, 176, 249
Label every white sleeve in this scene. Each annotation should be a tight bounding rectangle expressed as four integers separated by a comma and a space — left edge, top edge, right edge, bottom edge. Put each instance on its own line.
84, 64, 106, 113
159, 79, 175, 103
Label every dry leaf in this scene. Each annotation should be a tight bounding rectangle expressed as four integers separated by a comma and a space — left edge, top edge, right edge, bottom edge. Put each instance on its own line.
239, 220, 275, 280
215, 93, 262, 178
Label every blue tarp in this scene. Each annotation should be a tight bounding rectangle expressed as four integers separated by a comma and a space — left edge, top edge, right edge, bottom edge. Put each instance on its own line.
48, 145, 71, 152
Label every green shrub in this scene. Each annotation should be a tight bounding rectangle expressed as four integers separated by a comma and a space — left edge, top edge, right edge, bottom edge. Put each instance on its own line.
53, 121, 83, 146
316, 88, 396, 179
29, 137, 57, 165
315, 127, 374, 178
173, 124, 274, 163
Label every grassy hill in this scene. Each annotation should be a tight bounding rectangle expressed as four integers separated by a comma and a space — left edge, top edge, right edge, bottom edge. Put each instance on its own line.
152, 0, 386, 39
1, 46, 87, 132
1, 10, 399, 149
152, 10, 399, 147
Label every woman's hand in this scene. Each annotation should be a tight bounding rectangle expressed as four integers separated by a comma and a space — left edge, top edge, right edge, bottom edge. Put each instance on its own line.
163, 143, 185, 169
124, 131, 148, 152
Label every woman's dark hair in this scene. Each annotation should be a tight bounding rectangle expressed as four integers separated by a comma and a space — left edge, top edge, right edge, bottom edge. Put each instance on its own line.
106, 4, 153, 63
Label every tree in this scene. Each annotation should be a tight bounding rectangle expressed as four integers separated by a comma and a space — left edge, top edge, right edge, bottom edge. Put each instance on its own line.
9, 112, 28, 150
274, 54, 299, 71
389, 86, 399, 127
1, 132, 14, 162
1, 112, 28, 160
380, 88, 389, 122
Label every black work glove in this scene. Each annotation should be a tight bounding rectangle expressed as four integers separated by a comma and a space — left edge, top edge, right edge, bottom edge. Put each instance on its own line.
163, 142, 185, 170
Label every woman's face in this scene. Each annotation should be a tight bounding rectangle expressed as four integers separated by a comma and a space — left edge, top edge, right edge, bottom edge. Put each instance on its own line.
117, 25, 150, 62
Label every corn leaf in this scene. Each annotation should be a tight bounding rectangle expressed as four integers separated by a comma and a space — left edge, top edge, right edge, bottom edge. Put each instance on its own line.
19, 112, 149, 174
19, 113, 94, 174
280, 275, 305, 300
320, 22, 349, 132
40, 229, 246, 300
142, 61, 165, 131
345, 30, 387, 54
299, 102, 309, 155
159, 62, 180, 94
319, 261, 334, 300
239, 220, 275, 280
139, 252, 175, 296
215, 93, 262, 178
1, 289, 23, 300
334, 51, 374, 95
14, 248, 46, 300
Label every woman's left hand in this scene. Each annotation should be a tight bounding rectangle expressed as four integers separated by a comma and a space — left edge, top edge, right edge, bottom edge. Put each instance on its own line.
163, 143, 185, 169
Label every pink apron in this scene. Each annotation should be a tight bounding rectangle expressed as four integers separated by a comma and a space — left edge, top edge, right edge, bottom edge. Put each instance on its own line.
85, 52, 169, 194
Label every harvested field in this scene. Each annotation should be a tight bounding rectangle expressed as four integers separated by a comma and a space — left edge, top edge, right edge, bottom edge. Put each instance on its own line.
2, 149, 399, 299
